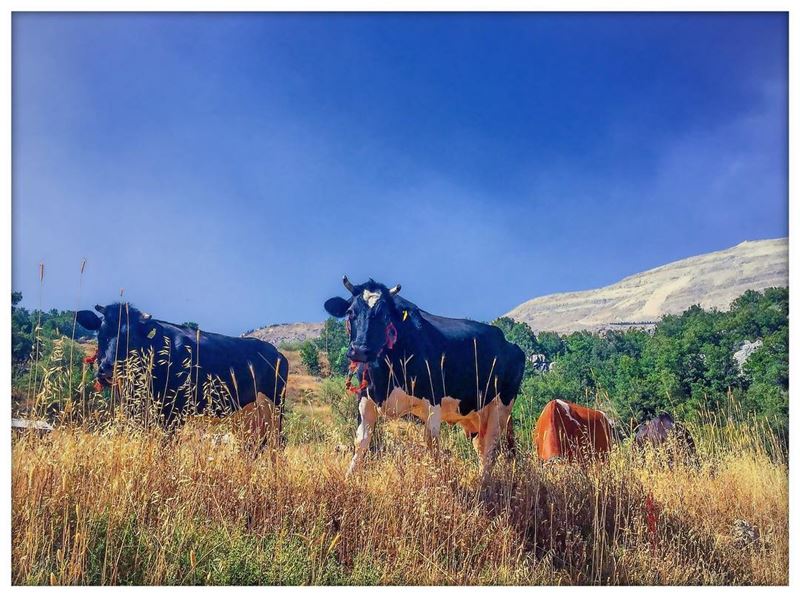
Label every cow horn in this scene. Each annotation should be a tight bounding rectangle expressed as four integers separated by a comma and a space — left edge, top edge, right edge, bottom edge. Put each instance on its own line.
94, 304, 105, 314
141, 312, 152, 321
342, 275, 356, 294
389, 284, 401, 295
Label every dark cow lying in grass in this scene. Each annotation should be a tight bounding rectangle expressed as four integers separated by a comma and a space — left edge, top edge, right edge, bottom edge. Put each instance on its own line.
324, 277, 526, 478
77, 303, 287, 448
634, 412, 697, 464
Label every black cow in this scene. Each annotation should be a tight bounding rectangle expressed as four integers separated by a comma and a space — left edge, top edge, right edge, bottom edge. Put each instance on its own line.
76, 303, 287, 447
634, 413, 697, 464
324, 277, 526, 477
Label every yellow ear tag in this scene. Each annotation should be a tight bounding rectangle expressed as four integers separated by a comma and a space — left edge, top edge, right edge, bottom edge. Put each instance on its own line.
147, 328, 156, 339
402, 310, 408, 321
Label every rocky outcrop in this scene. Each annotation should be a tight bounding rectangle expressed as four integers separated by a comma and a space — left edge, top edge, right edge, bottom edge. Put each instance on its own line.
245, 322, 324, 346
733, 339, 763, 372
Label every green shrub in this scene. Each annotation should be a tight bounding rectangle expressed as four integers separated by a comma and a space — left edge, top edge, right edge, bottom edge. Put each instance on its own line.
283, 405, 330, 446
316, 376, 357, 443
277, 339, 303, 352
299, 340, 321, 376
317, 318, 349, 376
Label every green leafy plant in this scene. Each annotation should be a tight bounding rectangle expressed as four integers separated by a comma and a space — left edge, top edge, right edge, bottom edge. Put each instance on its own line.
299, 340, 321, 376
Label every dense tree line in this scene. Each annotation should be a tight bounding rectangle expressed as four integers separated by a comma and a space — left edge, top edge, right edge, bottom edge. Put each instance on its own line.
14, 288, 785, 433
496, 288, 788, 430
11, 292, 95, 364
11, 293, 94, 407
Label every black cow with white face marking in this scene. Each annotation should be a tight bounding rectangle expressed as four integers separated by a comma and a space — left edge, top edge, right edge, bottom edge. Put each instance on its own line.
77, 303, 287, 445
324, 277, 526, 477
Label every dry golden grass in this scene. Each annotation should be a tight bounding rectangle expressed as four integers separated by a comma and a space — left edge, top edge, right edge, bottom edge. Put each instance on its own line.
11, 344, 788, 585
12, 409, 787, 586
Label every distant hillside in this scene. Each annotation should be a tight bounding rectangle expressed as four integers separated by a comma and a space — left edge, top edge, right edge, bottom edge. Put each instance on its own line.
506, 238, 787, 333
245, 321, 323, 346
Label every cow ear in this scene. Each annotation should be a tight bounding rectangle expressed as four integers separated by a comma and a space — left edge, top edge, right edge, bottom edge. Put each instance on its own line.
324, 297, 350, 318
76, 310, 102, 331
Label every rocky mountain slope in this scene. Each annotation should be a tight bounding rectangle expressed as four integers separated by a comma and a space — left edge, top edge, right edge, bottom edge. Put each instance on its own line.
245, 321, 324, 346
505, 238, 787, 333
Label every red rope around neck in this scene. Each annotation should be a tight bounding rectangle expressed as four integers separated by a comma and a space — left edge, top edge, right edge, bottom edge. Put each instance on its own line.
345, 361, 369, 395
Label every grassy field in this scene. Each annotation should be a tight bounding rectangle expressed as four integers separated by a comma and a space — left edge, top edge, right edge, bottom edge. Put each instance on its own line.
11, 351, 788, 585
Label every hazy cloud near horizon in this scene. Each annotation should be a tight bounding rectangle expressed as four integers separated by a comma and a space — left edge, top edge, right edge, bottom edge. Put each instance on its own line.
12, 13, 787, 335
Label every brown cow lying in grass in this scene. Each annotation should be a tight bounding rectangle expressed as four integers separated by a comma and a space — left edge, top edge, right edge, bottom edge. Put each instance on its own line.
533, 399, 613, 462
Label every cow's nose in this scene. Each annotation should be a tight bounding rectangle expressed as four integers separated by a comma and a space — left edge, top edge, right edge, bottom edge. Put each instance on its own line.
347, 345, 371, 362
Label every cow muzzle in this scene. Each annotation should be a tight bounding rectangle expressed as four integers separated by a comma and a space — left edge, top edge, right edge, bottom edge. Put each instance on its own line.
347, 345, 374, 363
94, 361, 115, 386
94, 373, 113, 388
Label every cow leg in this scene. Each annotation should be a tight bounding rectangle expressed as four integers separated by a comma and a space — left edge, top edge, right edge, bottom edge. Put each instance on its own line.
502, 400, 516, 457
348, 395, 378, 477
424, 403, 442, 454
253, 392, 280, 453
229, 393, 278, 457
472, 400, 500, 480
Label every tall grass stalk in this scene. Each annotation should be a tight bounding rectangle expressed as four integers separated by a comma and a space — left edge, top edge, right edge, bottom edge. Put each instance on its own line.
67, 258, 87, 402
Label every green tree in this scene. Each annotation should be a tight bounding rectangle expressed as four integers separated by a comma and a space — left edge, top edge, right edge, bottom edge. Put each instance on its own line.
317, 317, 350, 376
299, 340, 321, 376
740, 326, 788, 425
536, 331, 566, 360
11, 292, 33, 363
11, 292, 95, 368
491, 316, 539, 356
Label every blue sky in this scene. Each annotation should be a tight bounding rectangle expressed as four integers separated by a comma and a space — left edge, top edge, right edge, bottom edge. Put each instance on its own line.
13, 12, 787, 335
